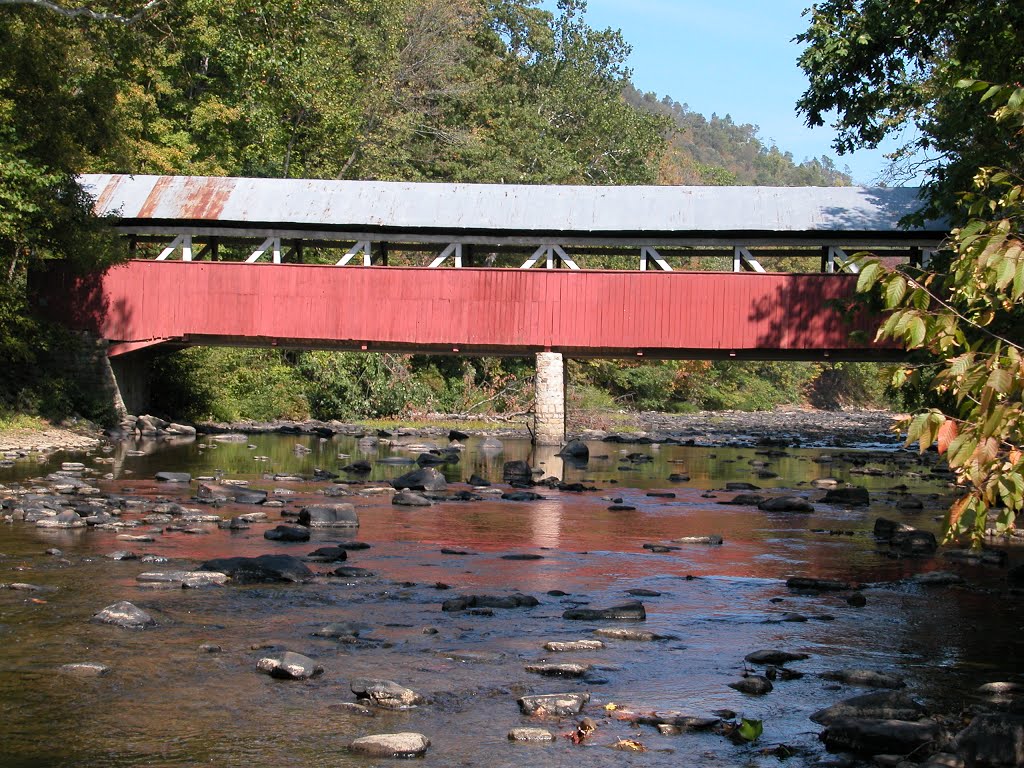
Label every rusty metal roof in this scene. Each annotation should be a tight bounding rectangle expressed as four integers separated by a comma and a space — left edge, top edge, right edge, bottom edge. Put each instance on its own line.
79, 174, 945, 237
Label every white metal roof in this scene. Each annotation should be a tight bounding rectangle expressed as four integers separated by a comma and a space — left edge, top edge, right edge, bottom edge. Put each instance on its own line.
80, 174, 945, 236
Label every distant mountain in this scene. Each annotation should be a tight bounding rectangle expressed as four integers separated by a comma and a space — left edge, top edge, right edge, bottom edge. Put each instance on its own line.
625, 86, 852, 187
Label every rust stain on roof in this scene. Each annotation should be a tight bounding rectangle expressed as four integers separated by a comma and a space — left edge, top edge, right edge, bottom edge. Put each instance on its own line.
135, 176, 236, 220
136, 177, 175, 219
178, 177, 236, 220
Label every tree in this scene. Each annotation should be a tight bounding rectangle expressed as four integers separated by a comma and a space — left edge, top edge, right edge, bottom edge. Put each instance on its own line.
798, 2, 1024, 545
855, 83, 1024, 545
796, 0, 1024, 208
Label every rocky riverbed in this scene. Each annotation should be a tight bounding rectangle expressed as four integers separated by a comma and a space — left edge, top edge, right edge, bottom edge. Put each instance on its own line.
1, 425, 1023, 767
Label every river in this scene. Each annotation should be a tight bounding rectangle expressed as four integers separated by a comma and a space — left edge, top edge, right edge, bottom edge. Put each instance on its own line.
1, 431, 1021, 767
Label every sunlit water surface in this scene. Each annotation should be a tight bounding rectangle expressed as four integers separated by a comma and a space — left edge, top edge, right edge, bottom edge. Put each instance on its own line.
2, 433, 1023, 768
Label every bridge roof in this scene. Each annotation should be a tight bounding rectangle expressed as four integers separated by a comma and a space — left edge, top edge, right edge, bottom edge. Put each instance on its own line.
80, 174, 946, 241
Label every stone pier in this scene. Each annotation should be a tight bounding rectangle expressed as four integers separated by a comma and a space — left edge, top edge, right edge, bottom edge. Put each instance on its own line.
533, 352, 565, 446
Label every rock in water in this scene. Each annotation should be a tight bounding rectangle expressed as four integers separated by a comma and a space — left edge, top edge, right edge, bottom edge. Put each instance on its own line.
563, 601, 646, 621
821, 486, 870, 506
155, 472, 191, 483
91, 601, 156, 629
391, 467, 447, 492
256, 651, 323, 680
298, 503, 359, 527
810, 691, 927, 725
508, 728, 555, 742
558, 440, 589, 461
263, 524, 310, 542
820, 669, 906, 689
351, 679, 423, 709
758, 496, 814, 513
199, 555, 314, 583
518, 692, 590, 717
820, 718, 942, 756
745, 649, 810, 665
729, 676, 773, 695
953, 713, 1024, 768
349, 733, 430, 759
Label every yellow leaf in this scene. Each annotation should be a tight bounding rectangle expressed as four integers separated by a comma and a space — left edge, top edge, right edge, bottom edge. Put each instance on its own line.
603, 703, 618, 711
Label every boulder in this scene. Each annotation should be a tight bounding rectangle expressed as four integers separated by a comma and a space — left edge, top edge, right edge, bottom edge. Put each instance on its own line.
256, 651, 323, 680
391, 467, 447, 492
349, 733, 430, 759
199, 554, 314, 583
479, 437, 504, 453
91, 601, 156, 629
306, 546, 349, 563
298, 503, 359, 528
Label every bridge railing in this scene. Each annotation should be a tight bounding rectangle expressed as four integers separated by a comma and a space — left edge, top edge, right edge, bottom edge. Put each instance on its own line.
120, 231, 941, 274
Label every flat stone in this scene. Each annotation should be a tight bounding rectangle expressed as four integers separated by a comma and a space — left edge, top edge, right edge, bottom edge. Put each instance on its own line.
821, 669, 906, 689
810, 691, 927, 725
672, 535, 724, 545
518, 692, 590, 717
745, 649, 810, 665
155, 472, 191, 483
563, 601, 646, 621
392, 490, 432, 507
821, 717, 942, 756
136, 571, 229, 587
298, 503, 359, 527
199, 555, 314, 583
256, 651, 323, 679
525, 662, 591, 678
349, 732, 430, 759
263, 524, 310, 542
544, 640, 605, 652
91, 601, 156, 629
59, 662, 111, 677
593, 628, 668, 642
508, 728, 556, 742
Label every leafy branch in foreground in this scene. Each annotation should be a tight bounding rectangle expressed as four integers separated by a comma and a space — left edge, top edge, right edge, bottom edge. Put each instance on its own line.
856, 84, 1024, 546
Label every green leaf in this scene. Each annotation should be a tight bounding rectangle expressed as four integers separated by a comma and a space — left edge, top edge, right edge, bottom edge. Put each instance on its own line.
856, 260, 883, 292
737, 719, 763, 742
884, 276, 907, 309
907, 315, 927, 348
987, 368, 1012, 394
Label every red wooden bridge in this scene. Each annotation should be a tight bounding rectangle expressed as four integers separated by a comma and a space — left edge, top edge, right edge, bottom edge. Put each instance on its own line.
43, 260, 887, 361
33, 175, 947, 439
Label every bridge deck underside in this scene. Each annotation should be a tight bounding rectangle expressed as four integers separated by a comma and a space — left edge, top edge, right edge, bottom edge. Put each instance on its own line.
39, 261, 896, 362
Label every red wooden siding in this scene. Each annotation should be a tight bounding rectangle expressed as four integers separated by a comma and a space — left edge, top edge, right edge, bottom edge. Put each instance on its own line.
36, 261, 889, 359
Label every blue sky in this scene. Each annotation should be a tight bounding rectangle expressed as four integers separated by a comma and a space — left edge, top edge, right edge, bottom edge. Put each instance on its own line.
540, 0, 902, 186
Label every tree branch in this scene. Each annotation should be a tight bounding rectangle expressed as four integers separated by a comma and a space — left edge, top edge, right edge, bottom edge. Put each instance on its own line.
0, 0, 160, 23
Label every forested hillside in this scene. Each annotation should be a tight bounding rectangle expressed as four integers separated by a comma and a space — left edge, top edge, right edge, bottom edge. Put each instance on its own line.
0, 0, 892, 425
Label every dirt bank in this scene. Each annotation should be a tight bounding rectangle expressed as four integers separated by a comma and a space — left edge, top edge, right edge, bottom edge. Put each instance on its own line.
0, 423, 103, 454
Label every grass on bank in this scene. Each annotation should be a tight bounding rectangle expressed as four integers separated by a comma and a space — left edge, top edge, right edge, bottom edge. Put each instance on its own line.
0, 413, 49, 431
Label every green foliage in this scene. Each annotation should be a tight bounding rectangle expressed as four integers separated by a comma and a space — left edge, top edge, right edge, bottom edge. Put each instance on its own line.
296, 351, 428, 420
151, 348, 309, 422
857, 84, 1024, 546
797, 0, 1024, 203
737, 718, 763, 742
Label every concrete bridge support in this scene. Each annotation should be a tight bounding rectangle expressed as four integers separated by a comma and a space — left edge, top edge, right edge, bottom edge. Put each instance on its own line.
107, 352, 152, 418
534, 352, 566, 446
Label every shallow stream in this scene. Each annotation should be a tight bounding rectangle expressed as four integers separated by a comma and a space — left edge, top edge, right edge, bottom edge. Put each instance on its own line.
1, 432, 1022, 767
